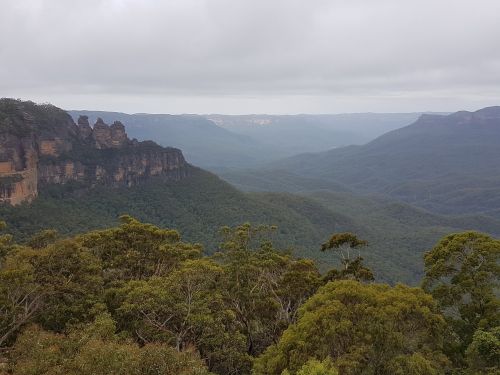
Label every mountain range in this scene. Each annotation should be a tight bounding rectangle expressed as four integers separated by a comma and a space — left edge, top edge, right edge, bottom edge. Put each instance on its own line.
1, 99, 499, 285
68, 110, 427, 170
224, 107, 500, 217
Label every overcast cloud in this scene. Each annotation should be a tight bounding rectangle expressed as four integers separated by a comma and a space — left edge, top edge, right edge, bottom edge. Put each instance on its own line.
1, 0, 500, 113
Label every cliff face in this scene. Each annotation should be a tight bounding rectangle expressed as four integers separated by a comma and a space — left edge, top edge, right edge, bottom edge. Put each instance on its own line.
0, 99, 190, 205
37, 142, 189, 187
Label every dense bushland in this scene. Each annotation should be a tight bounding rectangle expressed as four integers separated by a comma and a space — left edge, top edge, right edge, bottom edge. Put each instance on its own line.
0, 218, 498, 374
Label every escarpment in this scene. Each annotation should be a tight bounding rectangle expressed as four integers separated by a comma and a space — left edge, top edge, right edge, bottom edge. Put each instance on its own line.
0, 99, 190, 205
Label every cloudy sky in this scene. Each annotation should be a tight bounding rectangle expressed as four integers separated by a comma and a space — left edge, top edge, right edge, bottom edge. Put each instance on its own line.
1, 0, 500, 114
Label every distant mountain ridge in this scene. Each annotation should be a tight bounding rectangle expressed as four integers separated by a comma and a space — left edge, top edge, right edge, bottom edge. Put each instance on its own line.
69, 110, 268, 169
69, 110, 430, 170
260, 106, 500, 216
208, 112, 428, 151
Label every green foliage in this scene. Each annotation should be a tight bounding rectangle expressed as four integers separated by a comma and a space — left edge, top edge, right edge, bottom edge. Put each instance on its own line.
0, 100, 33, 137
423, 231, 500, 365
0, 98, 74, 137
26, 229, 59, 249
0, 220, 14, 261
0, 218, 239, 374
322, 256, 374, 283
0, 247, 39, 347
3, 166, 497, 284
4, 166, 482, 284
215, 224, 322, 358
310, 190, 500, 284
321, 233, 374, 282
0, 239, 103, 346
0, 170, 336, 267
321, 232, 367, 251
32, 239, 104, 331
219, 222, 278, 252
253, 280, 449, 375
223, 167, 500, 284
118, 258, 249, 374
281, 358, 338, 375
2, 217, 498, 374
465, 327, 500, 374
9, 314, 212, 375
385, 353, 444, 375
78, 215, 198, 283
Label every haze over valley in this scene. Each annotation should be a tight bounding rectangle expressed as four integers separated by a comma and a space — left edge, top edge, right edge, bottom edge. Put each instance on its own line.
68, 111, 428, 170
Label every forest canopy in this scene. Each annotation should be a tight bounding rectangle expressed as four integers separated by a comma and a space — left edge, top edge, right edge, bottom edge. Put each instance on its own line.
0, 218, 498, 375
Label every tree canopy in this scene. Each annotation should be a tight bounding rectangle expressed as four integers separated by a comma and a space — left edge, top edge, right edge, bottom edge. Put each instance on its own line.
0, 219, 497, 374
253, 280, 450, 375
423, 231, 500, 366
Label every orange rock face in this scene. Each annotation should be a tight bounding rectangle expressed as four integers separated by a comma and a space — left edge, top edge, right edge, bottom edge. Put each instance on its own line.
0, 148, 38, 205
0, 161, 14, 173
0, 106, 190, 206
0, 168, 38, 205
91, 118, 128, 149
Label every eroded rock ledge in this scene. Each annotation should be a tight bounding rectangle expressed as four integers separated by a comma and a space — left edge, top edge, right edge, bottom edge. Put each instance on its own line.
0, 99, 190, 205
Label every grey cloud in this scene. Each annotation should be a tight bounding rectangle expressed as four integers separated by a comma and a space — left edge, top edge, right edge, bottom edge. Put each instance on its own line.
1, 0, 499, 113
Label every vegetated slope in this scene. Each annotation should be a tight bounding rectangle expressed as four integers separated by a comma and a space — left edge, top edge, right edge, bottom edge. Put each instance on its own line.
221, 166, 500, 283
0, 167, 346, 269
220, 169, 350, 193
269, 107, 500, 216
305, 189, 500, 282
68, 110, 268, 169
2, 167, 498, 284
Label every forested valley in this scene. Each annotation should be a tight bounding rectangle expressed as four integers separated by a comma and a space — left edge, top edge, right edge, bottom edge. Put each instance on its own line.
2, 0, 500, 373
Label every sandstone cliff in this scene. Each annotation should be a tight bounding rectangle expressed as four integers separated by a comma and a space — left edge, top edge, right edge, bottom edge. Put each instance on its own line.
0, 99, 190, 205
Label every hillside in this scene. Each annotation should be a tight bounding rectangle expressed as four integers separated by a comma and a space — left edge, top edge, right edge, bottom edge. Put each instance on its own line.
0, 168, 348, 272
220, 169, 350, 193
266, 107, 500, 216
2, 166, 499, 284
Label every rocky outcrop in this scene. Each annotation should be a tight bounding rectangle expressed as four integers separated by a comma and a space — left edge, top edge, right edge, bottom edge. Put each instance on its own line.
110, 121, 128, 147
0, 132, 39, 205
87, 118, 129, 149
0, 99, 190, 205
77, 115, 93, 140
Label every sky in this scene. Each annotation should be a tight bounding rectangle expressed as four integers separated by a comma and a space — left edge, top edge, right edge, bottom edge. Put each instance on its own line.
1, 0, 500, 114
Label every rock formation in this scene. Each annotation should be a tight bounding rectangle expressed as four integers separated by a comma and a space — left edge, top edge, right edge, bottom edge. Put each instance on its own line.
0, 99, 190, 205
77, 115, 92, 140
